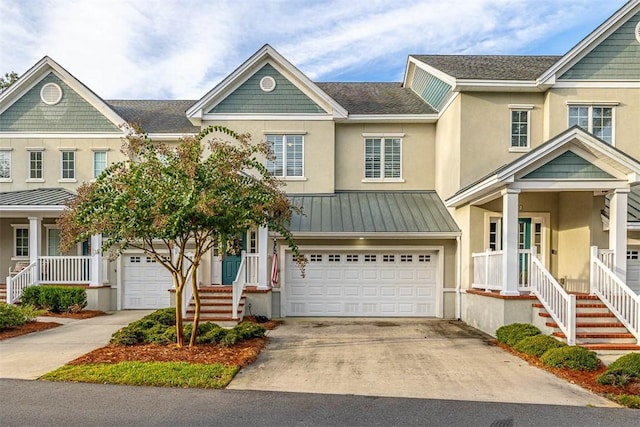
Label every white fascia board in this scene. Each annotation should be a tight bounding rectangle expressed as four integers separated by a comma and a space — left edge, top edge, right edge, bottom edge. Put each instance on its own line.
147, 133, 197, 140
538, 2, 640, 85
629, 222, 640, 231
511, 180, 628, 191
342, 114, 438, 123
187, 44, 348, 120
445, 177, 503, 207
0, 132, 123, 139
453, 80, 543, 92
407, 57, 457, 87
201, 114, 333, 122
291, 231, 461, 239
554, 81, 640, 89
0, 205, 66, 212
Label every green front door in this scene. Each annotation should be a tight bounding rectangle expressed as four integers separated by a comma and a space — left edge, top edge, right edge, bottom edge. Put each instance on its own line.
221, 235, 246, 285
518, 218, 532, 283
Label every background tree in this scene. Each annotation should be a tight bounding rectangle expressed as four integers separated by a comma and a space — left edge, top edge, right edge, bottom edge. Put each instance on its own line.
59, 125, 305, 347
0, 72, 19, 93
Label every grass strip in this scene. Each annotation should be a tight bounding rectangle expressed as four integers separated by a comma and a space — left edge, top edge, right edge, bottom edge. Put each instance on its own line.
41, 361, 239, 388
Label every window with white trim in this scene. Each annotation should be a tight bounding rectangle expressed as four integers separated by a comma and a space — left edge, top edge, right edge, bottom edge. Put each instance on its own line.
61, 150, 75, 180
266, 134, 303, 178
510, 109, 531, 150
0, 150, 11, 180
14, 227, 29, 258
364, 137, 402, 180
568, 105, 614, 144
93, 151, 107, 178
29, 150, 43, 180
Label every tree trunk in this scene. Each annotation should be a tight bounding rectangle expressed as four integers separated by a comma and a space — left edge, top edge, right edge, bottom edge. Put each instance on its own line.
174, 277, 184, 348
189, 265, 201, 347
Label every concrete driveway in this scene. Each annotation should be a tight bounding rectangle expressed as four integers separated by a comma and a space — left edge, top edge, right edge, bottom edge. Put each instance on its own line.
228, 318, 617, 407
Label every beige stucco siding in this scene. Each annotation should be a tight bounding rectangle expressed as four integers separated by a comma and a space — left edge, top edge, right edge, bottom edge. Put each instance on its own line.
334, 123, 435, 191
544, 88, 640, 158
0, 137, 125, 192
458, 92, 546, 190
202, 120, 335, 194
434, 94, 461, 200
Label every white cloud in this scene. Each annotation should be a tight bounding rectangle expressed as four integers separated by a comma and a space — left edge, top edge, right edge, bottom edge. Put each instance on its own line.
0, 0, 627, 99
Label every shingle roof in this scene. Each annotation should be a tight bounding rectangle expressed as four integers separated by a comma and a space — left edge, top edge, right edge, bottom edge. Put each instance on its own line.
411, 55, 562, 80
316, 82, 436, 115
106, 100, 199, 133
288, 191, 459, 234
0, 188, 75, 206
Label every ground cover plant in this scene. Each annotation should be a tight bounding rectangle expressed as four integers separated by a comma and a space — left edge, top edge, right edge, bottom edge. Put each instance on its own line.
495, 323, 640, 408
495, 323, 541, 347
42, 309, 276, 389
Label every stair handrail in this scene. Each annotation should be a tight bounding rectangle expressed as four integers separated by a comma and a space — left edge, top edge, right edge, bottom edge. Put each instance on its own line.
231, 251, 248, 320
181, 252, 195, 319
528, 247, 576, 345
6, 261, 37, 304
590, 247, 640, 342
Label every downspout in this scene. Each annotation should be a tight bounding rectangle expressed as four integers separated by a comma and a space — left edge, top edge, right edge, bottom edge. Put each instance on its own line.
456, 235, 462, 320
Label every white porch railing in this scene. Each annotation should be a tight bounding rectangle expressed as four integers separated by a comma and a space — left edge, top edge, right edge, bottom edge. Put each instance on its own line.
231, 252, 260, 320
38, 256, 91, 284
590, 247, 640, 343
529, 248, 576, 345
598, 249, 614, 270
471, 249, 533, 292
6, 261, 37, 304
182, 265, 194, 320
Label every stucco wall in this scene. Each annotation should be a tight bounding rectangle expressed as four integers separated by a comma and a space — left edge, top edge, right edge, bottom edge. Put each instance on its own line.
461, 292, 534, 337
434, 94, 461, 200
334, 122, 436, 191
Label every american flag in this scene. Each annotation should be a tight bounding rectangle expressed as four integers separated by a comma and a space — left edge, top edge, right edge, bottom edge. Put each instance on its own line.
270, 238, 278, 288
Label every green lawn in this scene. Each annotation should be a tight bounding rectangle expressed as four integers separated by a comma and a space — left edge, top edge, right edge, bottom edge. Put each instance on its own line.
41, 361, 239, 388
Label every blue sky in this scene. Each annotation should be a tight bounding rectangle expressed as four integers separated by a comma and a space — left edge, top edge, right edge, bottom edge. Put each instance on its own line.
0, 0, 629, 100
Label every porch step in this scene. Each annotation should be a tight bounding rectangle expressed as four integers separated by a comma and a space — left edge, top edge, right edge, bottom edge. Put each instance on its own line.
552, 332, 637, 344
546, 322, 629, 334
183, 287, 246, 328
0, 284, 6, 303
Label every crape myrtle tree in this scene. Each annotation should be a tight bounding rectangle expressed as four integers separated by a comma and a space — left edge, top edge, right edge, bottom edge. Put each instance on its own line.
58, 124, 306, 347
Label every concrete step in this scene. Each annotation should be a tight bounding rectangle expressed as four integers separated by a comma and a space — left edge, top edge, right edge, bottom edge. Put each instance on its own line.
553, 331, 637, 344
546, 322, 629, 334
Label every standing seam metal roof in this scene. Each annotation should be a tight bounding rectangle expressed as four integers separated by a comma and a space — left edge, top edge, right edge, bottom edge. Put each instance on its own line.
0, 188, 76, 205
288, 191, 459, 234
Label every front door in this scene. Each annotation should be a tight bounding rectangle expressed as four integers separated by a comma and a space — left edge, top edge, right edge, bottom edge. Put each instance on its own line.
221, 235, 246, 285
518, 218, 532, 285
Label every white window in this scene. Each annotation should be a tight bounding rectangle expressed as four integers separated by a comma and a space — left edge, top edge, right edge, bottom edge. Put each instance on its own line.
568, 105, 614, 144
61, 150, 76, 180
364, 137, 402, 180
14, 227, 29, 258
0, 149, 11, 180
509, 105, 533, 150
29, 150, 44, 180
93, 151, 107, 178
266, 134, 303, 178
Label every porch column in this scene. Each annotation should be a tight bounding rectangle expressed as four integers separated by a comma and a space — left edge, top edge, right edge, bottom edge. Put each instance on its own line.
257, 226, 269, 289
28, 217, 41, 284
501, 189, 520, 296
89, 234, 102, 286
609, 189, 629, 281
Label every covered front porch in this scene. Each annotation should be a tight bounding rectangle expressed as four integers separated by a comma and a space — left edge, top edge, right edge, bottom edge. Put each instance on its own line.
447, 128, 640, 346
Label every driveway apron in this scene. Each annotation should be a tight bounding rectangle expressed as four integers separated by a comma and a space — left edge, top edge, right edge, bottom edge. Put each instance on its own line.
0, 310, 152, 380
228, 318, 618, 407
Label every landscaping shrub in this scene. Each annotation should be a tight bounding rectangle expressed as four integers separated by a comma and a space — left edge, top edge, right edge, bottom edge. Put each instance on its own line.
540, 346, 599, 371
616, 394, 640, 409
235, 322, 266, 339
513, 334, 567, 357
196, 325, 228, 344
21, 285, 86, 313
496, 323, 541, 347
17, 304, 45, 322
597, 352, 640, 386
0, 303, 27, 330
143, 307, 176, 326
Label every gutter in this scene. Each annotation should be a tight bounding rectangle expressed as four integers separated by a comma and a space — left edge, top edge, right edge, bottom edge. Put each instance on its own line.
455, 235, 462, 320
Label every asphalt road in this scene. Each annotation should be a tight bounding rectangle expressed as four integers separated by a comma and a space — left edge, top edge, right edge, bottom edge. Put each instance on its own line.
1, 379, 637, 427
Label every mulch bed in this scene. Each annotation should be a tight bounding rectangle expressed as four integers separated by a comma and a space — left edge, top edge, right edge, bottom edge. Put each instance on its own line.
494, 341, 640, 397
0, 321, 62, 340
41, 310, 106, 320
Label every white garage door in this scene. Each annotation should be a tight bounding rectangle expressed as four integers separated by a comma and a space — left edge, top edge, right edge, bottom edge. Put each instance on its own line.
628, 248, 640, 295
123, 255, 173, 309
285, 250, 439, 317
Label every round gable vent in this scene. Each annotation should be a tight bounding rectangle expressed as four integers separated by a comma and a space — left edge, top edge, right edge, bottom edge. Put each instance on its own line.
636, 22, 640, 44
40, 83, 63, 105
259, 76, 276, 92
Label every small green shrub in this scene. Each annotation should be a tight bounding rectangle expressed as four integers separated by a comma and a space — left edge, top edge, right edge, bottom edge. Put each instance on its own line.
197, 325, 228, 344
21, 286, 86, 313
234, 322, 266, 339
597, 352, 640, 386
496, 323, 541, 347
0, 303, 27, 330
616, 394, 640, 409
143, 308, 176, 326
513, 334, 567, 357
541, 346, 599, 371
18, 304, 46, 322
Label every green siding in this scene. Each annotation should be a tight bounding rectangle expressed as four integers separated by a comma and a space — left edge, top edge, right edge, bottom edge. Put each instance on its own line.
410, 67, 452, 111
560, 13, 640, 80
208, 64, 326, 114
0, 73, 121, 133
522, 151, 614, 180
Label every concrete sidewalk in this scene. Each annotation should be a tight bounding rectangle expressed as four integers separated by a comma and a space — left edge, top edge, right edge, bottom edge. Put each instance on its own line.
229, 318, 619, 407
0, 310, 151, 380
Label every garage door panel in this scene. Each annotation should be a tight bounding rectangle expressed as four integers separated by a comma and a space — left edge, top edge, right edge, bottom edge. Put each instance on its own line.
286, 250, 439, 317
628, 248, 639, 294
